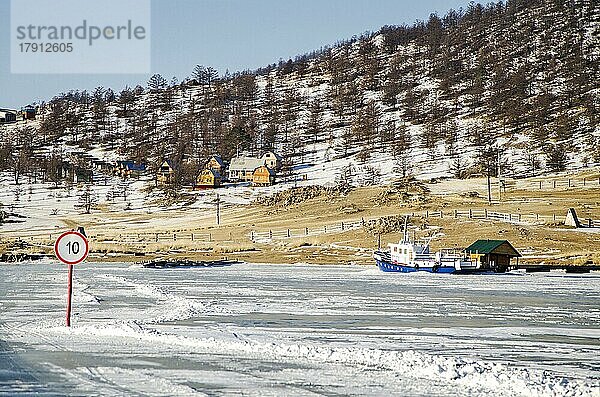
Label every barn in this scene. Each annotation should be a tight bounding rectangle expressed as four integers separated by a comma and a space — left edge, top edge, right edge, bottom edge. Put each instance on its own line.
465, 240, 521, 272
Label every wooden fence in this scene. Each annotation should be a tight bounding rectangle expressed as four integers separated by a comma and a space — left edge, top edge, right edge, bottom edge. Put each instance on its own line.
40, 231, 234, 245
423, 209, 559, 223
581, 218, 600, 228
250, 210, 600, 242
9, 209, 600, 246
97, 231, 241, 244
424, 208, 600, 226
506, 176, 600, 191
250, 220, 364, 242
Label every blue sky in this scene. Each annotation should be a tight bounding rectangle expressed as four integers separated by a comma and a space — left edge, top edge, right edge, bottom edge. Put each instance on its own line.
0, 0, 474, 109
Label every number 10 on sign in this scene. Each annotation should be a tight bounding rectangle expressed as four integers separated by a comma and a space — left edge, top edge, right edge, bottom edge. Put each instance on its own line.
54, 230, 89, 327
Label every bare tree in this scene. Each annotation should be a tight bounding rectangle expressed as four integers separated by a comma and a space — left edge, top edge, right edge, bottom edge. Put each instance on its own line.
393, 154, 412, 179
76, 186, 98, 214
360, 165, 382, 186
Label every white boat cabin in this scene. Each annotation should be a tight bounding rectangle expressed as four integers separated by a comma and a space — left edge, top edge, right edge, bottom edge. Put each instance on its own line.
389, 240, 434, 266
387, 239, 481, 271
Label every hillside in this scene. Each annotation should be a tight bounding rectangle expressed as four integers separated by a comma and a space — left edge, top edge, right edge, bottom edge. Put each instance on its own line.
1, 0, 599, 187
3, 0, 600, 184
1, 0, 600, 254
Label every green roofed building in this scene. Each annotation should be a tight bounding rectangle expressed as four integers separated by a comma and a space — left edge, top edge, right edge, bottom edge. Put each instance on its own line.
465, 240, 521, 273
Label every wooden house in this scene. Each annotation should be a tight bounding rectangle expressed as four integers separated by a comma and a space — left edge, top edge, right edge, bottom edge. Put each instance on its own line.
57, 161, 72, 180
114, 161, 128, 176
206, 155, 226, 174
116, 160, 146, 179
22, 105, 36, 120
261, 151, 282, 171
57, 161, 93, 184
93, 160, 114, 173
195, 169, 221, 189
74, 167, 93, 183
156, 160, 176, 185
465, 240, 521, 273
0, 109, 17, 123
228, 157, 265, 182
252, 165, 275, 186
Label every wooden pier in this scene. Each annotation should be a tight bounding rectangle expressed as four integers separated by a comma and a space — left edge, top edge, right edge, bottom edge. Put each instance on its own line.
138, 258, 241, 269
0, 253, 50, 263
513, 264, 600, 274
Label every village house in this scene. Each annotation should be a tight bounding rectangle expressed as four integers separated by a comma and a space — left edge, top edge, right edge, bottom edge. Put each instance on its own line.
0, 108, 17, 123
116, 160, 146, 179
21, 105, 36, 120
73, 167, 94, 184
195, 169, 221, 189
68, 151, 97, 165
228, 151, 282, 182
156, 160, 176, 186
252, 165, 276, 186
228, 156, 265, 182
206, 155, 226, 174
92, 159, 114, 173
57, 161, 93, 184
261, 151, 282, 171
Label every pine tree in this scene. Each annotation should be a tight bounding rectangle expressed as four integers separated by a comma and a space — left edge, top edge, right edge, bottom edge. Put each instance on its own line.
192, 65, 207, 84
147, 74, 167, 91
205, 67, 219, 87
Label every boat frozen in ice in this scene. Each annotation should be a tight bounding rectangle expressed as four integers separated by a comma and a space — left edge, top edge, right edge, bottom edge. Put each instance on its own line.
373, 218, 498, 274
373, 239, 484, 274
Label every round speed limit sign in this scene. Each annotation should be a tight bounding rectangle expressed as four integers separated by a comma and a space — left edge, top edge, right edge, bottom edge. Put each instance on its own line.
54, 231, 89, 265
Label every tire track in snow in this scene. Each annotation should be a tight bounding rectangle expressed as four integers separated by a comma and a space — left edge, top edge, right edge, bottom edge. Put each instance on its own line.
47, 321, 599, 397
99, 274, 231, 323
76, 366, 205, 397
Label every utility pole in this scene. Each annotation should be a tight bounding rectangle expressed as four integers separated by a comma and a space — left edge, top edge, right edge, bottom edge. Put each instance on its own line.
216, 193, 221, 225
487, 172, 491, 204
487, 156, 492, 205
497, 146, 502, 202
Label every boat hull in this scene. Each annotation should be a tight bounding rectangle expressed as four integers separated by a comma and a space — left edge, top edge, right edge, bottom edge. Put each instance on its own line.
375, 259, 456, 273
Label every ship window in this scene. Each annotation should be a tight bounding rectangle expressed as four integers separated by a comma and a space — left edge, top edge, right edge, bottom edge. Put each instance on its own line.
393, 247, 397, 252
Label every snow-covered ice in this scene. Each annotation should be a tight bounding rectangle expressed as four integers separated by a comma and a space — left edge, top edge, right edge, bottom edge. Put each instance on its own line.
0, 262, 598, 396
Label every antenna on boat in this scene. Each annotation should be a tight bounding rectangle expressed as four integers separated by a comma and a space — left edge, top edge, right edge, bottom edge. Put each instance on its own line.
403, 215, 409, 243
424, 235, 434, 250
423, 232, 441, 251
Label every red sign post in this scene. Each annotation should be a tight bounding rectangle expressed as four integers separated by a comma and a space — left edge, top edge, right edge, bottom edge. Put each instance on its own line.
54, 230, 89, 327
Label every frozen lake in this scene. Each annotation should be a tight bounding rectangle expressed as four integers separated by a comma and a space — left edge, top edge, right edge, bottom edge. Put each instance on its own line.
0, 262, 599, 396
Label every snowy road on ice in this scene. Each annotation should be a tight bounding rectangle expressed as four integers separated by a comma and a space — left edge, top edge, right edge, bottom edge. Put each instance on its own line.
0, 262, 599, 396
